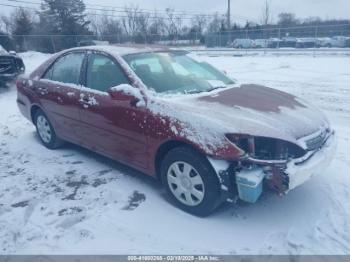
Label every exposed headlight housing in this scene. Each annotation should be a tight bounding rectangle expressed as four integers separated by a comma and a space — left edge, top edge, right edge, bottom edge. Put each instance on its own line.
226, 134, 306, 161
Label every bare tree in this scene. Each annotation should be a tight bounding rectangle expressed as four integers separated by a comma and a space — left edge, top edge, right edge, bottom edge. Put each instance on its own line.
88, 12, 101, 36
164, 8, 185, 41
278, 12, 299, 26
0, 15, 12, 34
122, 5, 140, 42
149, 11, 165, 34
207, 13, 224, 33
135, 11, 150, 43
164, 8, 176, 37
191, 15, 208, 35
148, 11, 166, 43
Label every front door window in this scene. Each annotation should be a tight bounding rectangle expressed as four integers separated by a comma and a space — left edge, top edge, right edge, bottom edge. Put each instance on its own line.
86, 53, 130, 92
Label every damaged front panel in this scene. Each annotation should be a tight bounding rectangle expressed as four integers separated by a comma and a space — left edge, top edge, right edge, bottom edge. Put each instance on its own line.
209, 129, 336, 204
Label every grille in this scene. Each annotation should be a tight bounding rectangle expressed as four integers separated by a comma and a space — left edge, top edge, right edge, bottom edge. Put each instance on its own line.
305, 129, 328, 151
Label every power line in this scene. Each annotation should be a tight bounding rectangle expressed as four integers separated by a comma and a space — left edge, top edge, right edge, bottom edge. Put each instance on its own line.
6, 0, 222, 18
7, 0, 225, 17
0, 3, 220, 20
4, 0, 252, 21
0, 3, 37, 10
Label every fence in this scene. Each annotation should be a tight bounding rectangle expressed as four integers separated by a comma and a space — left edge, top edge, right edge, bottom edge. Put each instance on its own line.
0, 24, 350, 54
206, 24, 350, 48
0, 33, 203, 54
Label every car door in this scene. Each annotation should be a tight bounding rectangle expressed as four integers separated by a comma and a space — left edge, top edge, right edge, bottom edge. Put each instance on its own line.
35, 51, 86, 143
78, 52, 148, 169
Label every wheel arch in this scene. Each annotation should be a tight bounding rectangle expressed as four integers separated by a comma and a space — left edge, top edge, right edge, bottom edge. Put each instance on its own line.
30, 104, 43, 124
154, 139, 206, 181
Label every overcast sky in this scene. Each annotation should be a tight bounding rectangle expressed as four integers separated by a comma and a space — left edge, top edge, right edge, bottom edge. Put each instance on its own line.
2, 0, 350, 23
85, 0, 350, 22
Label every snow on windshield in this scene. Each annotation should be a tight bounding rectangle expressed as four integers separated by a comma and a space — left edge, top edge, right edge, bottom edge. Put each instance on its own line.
122, 52, 235, 94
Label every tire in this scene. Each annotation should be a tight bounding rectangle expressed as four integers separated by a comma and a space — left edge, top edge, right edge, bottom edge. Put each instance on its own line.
160, 147, 222, 217
34, 109, 64, 149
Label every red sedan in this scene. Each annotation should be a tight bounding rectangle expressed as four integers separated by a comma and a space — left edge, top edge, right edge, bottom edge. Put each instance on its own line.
17, 46, 336, 216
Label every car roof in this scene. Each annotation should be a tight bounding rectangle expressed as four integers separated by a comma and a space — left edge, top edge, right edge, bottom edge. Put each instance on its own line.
67, 44, 171, 56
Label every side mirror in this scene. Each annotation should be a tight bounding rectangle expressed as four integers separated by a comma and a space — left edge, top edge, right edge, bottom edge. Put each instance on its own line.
107, 84, 145, 107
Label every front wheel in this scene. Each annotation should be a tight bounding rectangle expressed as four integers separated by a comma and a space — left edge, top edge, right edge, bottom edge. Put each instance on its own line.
34, 109, 64, 149
160, 147, 222, 217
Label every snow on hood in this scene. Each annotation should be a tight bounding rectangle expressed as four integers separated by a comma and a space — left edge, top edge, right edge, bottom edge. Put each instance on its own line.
148, 84, 329, 151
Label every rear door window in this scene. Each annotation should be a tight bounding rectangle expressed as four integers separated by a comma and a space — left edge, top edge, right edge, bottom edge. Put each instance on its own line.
43, 52, 85, 85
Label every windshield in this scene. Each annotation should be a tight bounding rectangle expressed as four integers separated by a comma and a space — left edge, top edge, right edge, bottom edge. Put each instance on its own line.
123, 52, 234, 94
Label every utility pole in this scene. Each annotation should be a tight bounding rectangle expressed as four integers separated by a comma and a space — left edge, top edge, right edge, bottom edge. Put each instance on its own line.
227, 0, 231, 30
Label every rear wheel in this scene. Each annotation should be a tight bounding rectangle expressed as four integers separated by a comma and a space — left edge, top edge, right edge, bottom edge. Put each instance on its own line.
34, 109, 64, 149
160, 147, 222, 217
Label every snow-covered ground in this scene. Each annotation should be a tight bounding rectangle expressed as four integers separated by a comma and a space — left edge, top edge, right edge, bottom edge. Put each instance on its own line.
1, 51, 350, 255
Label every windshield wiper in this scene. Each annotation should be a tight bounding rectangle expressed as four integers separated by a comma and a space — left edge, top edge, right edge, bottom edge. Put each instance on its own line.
185, 85, 228, 95
206, 86, 227, 92
185, 89, 203, 94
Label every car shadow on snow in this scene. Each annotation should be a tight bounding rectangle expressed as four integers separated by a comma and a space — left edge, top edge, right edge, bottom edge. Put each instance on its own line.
27, 131, 333, 220
31, 131, 163, 192
213, 173, 331, 222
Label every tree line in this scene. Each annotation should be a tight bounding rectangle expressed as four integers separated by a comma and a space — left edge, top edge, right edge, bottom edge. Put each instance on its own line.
0, 0, 349, 52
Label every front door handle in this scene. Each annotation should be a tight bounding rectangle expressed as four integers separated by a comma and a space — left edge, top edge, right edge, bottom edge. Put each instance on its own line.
79, 94, 97, 108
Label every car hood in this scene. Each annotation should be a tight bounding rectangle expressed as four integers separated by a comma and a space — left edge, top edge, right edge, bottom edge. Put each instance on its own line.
149, 84, 329, 150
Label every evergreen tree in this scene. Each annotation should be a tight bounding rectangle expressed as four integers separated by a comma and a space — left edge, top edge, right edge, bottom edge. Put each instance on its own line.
12, 8, 34, 51
39, 0, 91, 51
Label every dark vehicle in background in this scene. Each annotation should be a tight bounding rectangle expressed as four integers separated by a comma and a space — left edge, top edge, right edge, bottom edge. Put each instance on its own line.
296, 38, 318, 48
78, 40, 109, 47
268, 37, 297, 48
279, 37, 297, 48
0, 45, 25, 87
267, 38, 281, 48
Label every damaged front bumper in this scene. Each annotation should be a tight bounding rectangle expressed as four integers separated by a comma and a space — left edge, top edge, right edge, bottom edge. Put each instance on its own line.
278, 130, 336, 192
245, 130, 337, 194
209, 130, 337, 203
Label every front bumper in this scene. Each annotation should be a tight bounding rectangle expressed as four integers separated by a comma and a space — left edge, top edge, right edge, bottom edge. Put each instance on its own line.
284, 130, 336, 191
246, 130, 337, 194
208, 131, 336, 203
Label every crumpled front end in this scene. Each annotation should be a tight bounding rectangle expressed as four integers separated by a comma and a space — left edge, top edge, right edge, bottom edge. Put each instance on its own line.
0, 55, 25, 84
208, 128, 336, 204
269, 130, 336, 193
